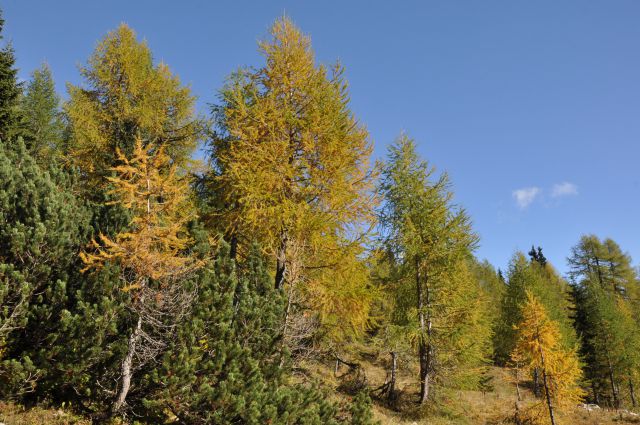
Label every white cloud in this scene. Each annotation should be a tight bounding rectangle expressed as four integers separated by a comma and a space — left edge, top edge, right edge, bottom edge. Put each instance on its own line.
551, 182, 578, 198
513, 187, 541, 209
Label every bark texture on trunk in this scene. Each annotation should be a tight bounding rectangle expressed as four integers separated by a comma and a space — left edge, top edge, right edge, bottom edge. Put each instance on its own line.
389, 351, 397, 400
539, 349, 556, 425
274, 232, 287, 290
112, 314, 143, 414
416, 258, 432, 405
607, 354, 619, 408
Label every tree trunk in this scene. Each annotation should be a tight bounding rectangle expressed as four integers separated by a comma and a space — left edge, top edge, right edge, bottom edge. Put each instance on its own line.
112, 313, 143, 414
629, 378, 637, 408
416, 258, 430, 404
533, 367, 540, 397
229, 233, 238, 261
592, 381, 600, 405
606, 354, 619, 409
535, 325, 556, 425
279, 285, 293, 368
539, 350, 556, 425
388, 351, 397, 401
514, 363, 522, 402
274, 231, 287, 290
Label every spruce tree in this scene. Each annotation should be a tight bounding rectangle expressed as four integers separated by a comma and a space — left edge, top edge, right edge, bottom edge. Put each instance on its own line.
20, 63, 63, 159
0, 10, 23, 143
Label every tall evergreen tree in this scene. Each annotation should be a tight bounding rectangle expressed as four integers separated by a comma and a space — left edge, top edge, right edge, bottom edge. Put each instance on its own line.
378, 134, 487, 404
569, 235, 640, 407
0, 10, 23, 143
20, 63, 63, 159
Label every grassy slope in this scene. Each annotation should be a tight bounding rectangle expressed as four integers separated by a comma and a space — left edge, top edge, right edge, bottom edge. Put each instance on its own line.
304, 348, 640, 425
2, 358, 640, 424
0, 402, 90, 425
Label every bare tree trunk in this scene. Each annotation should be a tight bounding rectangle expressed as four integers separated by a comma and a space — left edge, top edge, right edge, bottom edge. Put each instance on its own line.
229, 233, 238, 261
629, 378, 637, 408
112, 313, 143, 414
279, 288, 293, 368
533, 367, 540, 397
514, 401, 522, 425
514, 363, 522, 402
416, 258, 430, 404
606, 354, 619, 409
275, 231, 287, 290
389, 351, 397, 401
539, 349, 556, 425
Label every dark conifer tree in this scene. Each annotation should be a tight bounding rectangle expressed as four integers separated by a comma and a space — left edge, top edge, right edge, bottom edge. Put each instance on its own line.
139, 243, 343, 424
0, 139, 92, 398
0, 10, 23, 143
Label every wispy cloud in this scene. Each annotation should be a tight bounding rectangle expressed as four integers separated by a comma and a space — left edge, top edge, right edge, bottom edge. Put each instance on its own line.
513, 187, 541, 209
551, 182, 578, 198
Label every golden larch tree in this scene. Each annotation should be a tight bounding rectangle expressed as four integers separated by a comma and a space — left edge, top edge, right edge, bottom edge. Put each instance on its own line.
81, 137, 202, 414
512, 291, 585, 425
65, 24, 202, 189
211, 17, 377, 342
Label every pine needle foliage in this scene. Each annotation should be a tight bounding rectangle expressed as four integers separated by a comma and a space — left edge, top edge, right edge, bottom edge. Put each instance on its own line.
65, 24, 202, 189
210, 17, 377, 341
512, 291, 585, 425
80, 137, 200, 289
378, 134, 487, 404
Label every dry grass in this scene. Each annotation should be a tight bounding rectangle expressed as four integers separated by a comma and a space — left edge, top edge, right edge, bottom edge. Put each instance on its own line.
0, 401, 90, 425
2, 357, 639, 424
302, 350, 640, 425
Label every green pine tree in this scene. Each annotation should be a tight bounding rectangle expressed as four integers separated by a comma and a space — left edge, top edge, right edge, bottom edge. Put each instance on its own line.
20, 63, 64, 159
139, 243, 344, 424
570, 235, 640, 408
349, 391, 379, 425
0, 10, 23, 143
0, 138, 92, 398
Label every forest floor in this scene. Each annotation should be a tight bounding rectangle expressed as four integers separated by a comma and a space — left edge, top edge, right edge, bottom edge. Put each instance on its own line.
0, 401, 90, 425
2, 358, 640, 424
303, 346, 640, 425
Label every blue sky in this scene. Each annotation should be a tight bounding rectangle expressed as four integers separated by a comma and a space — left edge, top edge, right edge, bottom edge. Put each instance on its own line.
3, 1, 639, 275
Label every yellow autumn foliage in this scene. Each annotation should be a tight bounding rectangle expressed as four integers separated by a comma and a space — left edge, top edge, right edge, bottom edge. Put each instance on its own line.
80, 138, 201, 289
512, 291, 585, 425
212, 17, 377, 340
65, 24, 201, 189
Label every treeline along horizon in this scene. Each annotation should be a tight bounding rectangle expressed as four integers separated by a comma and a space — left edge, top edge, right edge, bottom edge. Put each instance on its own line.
1, 10, 639, 425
